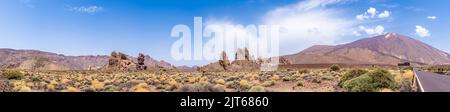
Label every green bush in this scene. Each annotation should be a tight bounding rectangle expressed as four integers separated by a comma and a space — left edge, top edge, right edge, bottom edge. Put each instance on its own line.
427, 67, 446, 74
342, 69, 399, 92
2, 70, 24, 80
321, 74, 334, 80
330, 64, 340, 71
178, 82, 225, 92
225, 81, 240, 89
339, 69, 368, 86
298, 69, 309, 74
366, 69, 396, 88
296, 80, 304, 86
342, 74, 376, 92
248, 86, 266, 92
104, 85, 121, 92
400, 66, 413, 71
282, 76, 292, 81
260, 81, 275, 87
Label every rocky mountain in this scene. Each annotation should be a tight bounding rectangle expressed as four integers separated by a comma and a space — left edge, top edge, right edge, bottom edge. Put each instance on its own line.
0, 48, 173, 70
143, 55, 173, 69
283, 33, 450, 66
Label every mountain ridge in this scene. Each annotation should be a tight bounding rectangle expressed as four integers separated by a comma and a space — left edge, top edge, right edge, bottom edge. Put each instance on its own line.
0, 48, 172, 70
283, 33, 450, 66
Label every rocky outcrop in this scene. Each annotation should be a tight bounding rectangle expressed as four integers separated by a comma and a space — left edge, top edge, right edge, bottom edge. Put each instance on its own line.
136, 53, 147, 70
235, 48, 251, 61
106, 52, 174, 71
279, 57, 292, 65
200, 48, 261, 72
219, 51, 231, 71
107, 51, 138, 71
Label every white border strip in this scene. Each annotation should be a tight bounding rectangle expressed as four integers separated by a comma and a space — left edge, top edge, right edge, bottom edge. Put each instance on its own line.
414, 69, 426, 92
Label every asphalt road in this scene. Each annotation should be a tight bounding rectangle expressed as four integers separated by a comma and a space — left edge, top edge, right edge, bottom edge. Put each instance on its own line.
415, 70, 450, 92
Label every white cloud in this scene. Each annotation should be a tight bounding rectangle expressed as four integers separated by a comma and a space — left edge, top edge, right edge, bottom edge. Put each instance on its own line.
378, 10, 391, 18
203, 19, 264, 59
367, 7, 377, 17
356, 7, 391, 20
356, 14, 369, 20
352, 31, 362, 36
427, 16, 437, 20
69, 6, 104, 14
263, 0, 354, 54
206, 0, 368, 55
287, 0, 346, 11
357, 25, 385, 35
415, 25, 430, 37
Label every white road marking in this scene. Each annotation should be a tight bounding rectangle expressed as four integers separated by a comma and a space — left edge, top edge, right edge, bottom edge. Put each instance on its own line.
414, 70, 426, 92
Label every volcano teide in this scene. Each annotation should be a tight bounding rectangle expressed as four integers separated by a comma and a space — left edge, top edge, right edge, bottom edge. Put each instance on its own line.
282, 33, 450, 66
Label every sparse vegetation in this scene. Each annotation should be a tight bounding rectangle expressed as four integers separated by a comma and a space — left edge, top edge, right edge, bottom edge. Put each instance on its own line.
400, 66, 413, 71
178, 82, 224, 92
239, 80, 249, 89
225, 81, 240, 89
261, 81, 275, 87
63, 87, 80, 92
91, 80, 105, 91
215, 79, 225, 85
131, 83, 150, 92
0, 67, 410, 92
248, 86, 266, 92
282, 76, 292, 81
270, 75, 280, 81
296, 80, 304, 86
424, 66, 450, 75
2, 70, 24, 80
330, 64, 340, 71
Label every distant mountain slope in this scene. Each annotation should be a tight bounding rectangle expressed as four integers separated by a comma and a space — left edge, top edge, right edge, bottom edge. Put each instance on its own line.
176, 65, 199, 72
283, 33, 450, 65
0, 48, 172, 70
143, 55, 173, 68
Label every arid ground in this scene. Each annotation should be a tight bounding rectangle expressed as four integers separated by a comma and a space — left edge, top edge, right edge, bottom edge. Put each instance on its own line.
0, 66, 415, 92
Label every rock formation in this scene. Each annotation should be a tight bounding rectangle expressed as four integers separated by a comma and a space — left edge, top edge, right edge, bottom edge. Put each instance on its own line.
136, 53, 147, 70
235, 48, 251, 61
200, 48, 261, 72
107, 51, 137, 71
219, 51, 231, 71
279, 57, 292, 65
106, 52, 174, 71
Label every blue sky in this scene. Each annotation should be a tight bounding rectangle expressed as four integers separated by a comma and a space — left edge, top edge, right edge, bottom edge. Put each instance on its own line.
1, 0, 449, 66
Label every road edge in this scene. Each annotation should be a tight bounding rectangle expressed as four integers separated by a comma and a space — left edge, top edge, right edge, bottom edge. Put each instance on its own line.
413, 70, 426, 92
